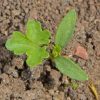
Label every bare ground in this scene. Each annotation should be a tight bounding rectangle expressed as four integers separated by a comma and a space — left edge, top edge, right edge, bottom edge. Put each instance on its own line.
0, 0, 100, 100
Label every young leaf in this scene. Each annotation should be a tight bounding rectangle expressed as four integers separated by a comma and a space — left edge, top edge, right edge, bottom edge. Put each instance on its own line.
55, 9, 77, 49
51, 45, 61, 58
54, 56, 88, 81
5, 20, 50, 68
26, 20, 50, 45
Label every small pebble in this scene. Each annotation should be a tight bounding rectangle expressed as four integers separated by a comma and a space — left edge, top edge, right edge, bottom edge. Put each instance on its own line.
62, 75, 69, 84
67, 97, 71, 100
31, 65, 43, 79
50, 69, 61, 86
3, 65, 10, 73
48, 89, 54, 96
74, 44, 88, 60
12, 57, 24, 69
11, 70, 19, 78
21, 69, 31, 80
44, 65, 51, 72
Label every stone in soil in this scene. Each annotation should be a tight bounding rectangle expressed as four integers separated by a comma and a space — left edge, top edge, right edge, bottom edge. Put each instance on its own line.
31, 65, 43, 80
50, 69, 61, 87
3, 65, 18, 78
74, 44, 88, 60
12, 57, 24, 69
21, 68, 31, 80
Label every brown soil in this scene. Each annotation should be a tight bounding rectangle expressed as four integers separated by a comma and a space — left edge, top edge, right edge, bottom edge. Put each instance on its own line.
0, 0, 100, 100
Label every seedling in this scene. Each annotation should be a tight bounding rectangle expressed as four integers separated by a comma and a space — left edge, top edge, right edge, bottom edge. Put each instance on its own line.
6, 9, 88, 81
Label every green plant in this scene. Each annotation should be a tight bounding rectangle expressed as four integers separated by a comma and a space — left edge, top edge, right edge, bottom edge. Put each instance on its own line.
6, 9, 88, 81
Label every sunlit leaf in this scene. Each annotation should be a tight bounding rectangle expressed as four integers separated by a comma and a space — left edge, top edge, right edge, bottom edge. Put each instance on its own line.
55, 9, 77, 49
6, 20, 50, 68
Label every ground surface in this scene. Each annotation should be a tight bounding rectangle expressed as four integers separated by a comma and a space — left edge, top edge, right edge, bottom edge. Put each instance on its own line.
0, 0, 100, 100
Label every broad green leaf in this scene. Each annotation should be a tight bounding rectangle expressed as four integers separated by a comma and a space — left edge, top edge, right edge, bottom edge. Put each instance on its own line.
6, 20, 50, 68
26, 20, 50, 45
55, 9, 77, 49
6, 31, 33, 55
54, 56, 88, 81
26, 47, 49, 67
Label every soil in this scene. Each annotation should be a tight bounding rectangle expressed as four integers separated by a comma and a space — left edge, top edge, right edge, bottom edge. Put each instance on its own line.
0, 0, 100, 100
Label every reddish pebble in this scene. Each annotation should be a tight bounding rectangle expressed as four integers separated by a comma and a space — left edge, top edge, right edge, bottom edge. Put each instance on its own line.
74, 45, 88, 60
